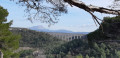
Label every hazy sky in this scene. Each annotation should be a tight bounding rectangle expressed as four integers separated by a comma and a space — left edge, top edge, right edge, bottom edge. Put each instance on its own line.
0, 0, 115, 32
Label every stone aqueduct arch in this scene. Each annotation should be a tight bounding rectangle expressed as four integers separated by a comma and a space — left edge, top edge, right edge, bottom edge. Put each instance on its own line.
48, 32, 86, 41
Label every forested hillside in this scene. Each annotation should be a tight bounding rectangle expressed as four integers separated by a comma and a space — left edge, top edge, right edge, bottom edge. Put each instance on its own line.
10, 28, 65, 58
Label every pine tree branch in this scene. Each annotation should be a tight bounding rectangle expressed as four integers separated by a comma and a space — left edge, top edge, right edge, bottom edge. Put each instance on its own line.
64, 0, 120, 15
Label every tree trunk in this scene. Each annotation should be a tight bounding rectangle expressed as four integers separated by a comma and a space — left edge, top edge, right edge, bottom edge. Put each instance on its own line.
0, 50, 3, 58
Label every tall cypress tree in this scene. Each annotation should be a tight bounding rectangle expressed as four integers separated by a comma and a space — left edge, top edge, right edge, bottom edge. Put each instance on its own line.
0, 6, 20, 58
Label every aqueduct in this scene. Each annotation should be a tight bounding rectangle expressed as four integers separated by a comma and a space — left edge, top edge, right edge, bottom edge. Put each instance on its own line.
48, 32, 87, 41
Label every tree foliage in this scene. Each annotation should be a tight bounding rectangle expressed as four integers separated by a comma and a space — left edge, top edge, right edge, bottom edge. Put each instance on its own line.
0, 6, 20, 58
87, 16, 120, 44
49, 39, 120, 58
19, 49, 33, 58
85, 54, 89, 58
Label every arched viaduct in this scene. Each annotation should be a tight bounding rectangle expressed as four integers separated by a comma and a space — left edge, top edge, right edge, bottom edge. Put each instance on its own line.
48, 32, 87, 41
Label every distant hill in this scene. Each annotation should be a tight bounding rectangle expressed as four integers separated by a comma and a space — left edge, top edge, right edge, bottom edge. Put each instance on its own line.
29, 25, 89, 34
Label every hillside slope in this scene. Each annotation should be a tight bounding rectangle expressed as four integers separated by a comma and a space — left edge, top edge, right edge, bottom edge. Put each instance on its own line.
10, 28, 65, 48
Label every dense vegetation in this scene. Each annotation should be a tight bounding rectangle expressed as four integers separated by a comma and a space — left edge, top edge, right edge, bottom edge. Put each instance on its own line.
50, 39, 87, 54
88, 16, 120, 43
47, 39, 120, 58
19, 49, 33, 58
0, 6, 20, 58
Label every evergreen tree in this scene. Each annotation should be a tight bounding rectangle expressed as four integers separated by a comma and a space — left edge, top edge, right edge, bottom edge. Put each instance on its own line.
85, 54, 89, 58
76, 54, 83, 58
116, 51, 120, 58
90, 56, 95, 58
0, 6, 20, 58
100, 48, 106, 58
60, 52, 65, 58
101, 52, 106, 58
110, 54, 113, 58
65, 52, 71, 58
100, 43, 106, 49
101, 55, 104, 58
93, 43, 100, 53
115, 49, 118, 58
106, 49, 110, 55
46, 54, 55, 58
56, 54, 61, 58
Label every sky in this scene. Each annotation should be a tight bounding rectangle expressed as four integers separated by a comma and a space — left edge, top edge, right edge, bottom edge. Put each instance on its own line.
0, 0, 115, 32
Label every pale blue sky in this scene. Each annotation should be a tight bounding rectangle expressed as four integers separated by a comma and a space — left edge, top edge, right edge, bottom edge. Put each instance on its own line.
0, 0, 115, 32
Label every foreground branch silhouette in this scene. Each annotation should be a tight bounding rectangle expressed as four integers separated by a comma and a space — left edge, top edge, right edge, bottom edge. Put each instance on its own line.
11, 0, 120, 25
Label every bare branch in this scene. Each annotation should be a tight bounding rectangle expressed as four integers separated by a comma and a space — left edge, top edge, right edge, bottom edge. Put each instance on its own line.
11, 0, 120, 26
11, 0, 67, 25
64, 0, 120, 15
63, 0, 120, 27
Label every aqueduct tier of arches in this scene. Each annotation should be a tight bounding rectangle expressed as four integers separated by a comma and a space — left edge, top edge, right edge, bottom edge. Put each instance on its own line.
48, 32, 87, 41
